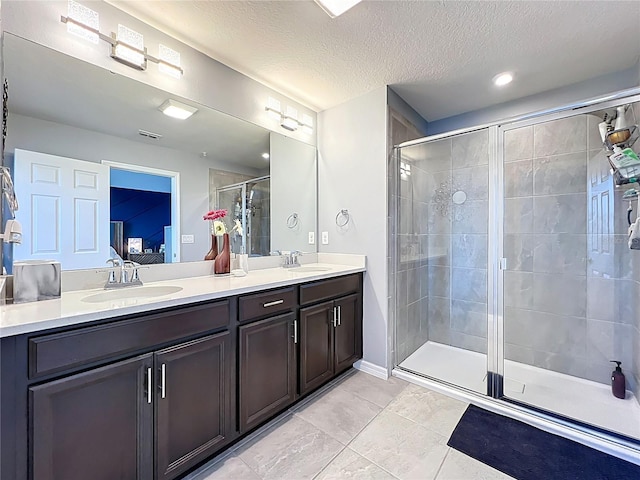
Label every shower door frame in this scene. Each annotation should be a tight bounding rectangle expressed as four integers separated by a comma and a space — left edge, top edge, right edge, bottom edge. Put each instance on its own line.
393, 87, 640, 458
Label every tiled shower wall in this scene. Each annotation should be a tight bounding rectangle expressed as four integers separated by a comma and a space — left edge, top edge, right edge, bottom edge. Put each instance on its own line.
395, 129, 489, 363
632, 103, 640, 403
503, 106, 639, 392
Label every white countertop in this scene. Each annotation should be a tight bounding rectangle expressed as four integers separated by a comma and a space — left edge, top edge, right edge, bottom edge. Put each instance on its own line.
0, 262, 365, 338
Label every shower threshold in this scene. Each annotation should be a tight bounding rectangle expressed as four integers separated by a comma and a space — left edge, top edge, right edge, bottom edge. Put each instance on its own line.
399, 341, 640, 441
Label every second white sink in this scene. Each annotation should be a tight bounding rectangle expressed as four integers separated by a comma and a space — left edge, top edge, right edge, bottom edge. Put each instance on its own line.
82, 285, 183, 303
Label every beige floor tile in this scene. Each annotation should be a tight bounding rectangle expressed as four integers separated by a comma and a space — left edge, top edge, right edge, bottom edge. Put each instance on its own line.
436, 449, 514, 480
349, 410, 449, 480
194, 455, 261, 480
386, 384, 468, 437
315, 448, 398, 480
336, 371, 408, 408
296, 386, 382, 444
237, 415, 344, 480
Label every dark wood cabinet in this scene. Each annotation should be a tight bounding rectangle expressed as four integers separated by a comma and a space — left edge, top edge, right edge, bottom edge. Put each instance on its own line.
299, 284, 363, 396
334, 293, 362, 374
155, 332, 232, 480
30, 354, 154, 480
299, 301, 335, 395
238, 313, 296, 433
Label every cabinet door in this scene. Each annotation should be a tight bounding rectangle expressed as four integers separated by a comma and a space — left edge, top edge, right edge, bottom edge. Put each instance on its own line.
334, 294, 362, 374
155, 332, 232, 480
239, 312, 296, 433
299, 301, 334, 395
30, 354, 154, 480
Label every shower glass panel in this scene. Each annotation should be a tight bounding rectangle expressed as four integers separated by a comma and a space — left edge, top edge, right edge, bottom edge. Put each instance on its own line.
501, 102, 640, 441
216, 176, 271, 256
395, 128, 490, 395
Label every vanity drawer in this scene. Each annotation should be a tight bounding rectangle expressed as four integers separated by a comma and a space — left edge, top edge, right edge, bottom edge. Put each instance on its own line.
29, 300, 229, 379
239, 287, 297, 323
299, 274, 360, 306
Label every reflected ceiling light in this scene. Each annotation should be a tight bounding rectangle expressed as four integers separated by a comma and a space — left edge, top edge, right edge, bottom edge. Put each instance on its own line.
314, 0, 362, 18
265, 97, 282, 121
61, 7, 184, 78
159, 99, 198, 119
301, 114, 314, 136
262, 153, 270, 160
493, 72, 513, 87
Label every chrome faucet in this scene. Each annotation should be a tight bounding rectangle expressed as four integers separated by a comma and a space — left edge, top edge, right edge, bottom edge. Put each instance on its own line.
282, 250, 302, 268
104, 259, 144, 289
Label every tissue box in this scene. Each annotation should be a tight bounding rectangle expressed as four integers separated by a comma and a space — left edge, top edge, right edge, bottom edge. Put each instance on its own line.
13, 260, 61, 304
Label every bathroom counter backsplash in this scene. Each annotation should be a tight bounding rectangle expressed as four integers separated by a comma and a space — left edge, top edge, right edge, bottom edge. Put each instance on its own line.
0, 254, 365, 338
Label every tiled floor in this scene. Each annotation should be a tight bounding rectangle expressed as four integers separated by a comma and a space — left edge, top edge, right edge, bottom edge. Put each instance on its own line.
185, 370, 514, 480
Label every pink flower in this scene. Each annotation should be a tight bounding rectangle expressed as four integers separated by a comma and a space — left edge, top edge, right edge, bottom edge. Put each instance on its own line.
203, 209, 227, 221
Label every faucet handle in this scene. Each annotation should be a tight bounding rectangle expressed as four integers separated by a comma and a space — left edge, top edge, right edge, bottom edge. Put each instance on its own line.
105, 258, 120, 283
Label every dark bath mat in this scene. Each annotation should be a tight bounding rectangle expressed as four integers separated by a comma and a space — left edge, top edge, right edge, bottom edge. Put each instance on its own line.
447, 404, 640, 480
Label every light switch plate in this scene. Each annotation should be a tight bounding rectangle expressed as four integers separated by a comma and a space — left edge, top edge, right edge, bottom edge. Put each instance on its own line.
321, 231, 329, 245
181, 234, 194, 244
308, 232, 315, 244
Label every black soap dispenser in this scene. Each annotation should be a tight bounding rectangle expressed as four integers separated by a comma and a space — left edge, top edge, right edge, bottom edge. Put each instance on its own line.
610, 361, 626, 399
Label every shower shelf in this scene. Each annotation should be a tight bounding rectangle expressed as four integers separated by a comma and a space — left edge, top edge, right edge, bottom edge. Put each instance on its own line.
604, 124, 638, 151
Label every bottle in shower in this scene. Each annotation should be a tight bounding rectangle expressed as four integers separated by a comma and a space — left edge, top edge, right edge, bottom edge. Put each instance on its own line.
610, 361, 626, 399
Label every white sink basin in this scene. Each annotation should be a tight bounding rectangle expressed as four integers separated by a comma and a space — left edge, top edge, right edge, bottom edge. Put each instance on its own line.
290, 266, 332, 273
82, 285, 183, 303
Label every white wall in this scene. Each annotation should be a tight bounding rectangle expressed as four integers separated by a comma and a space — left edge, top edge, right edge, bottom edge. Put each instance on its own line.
270, 132, 317, 254
428, 65, 640, 135
318, 86, 388, 370
6, 114, 261, 262
1, 0, 317, 146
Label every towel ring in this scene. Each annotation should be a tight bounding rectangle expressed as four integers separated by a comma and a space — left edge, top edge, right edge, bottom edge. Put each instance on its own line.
336, 209, 350, 227
286, 213, 299, 229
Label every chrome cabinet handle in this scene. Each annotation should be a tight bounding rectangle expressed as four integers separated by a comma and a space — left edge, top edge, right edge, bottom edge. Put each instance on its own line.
338, 305, 341, 326
147, 367, 152, 404
161, 363, 166, 399
263, 299, 284, 308
332, 306, 337, 328
293, 320, 298, 344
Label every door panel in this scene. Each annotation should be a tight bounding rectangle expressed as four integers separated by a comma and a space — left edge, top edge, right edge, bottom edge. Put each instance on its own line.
155, 332, 231, 480
30, 354, 153, 480
239, 313, 296, 433
299, 301, 334, 395
334, 294, 362, 374
14, 149, 110, 269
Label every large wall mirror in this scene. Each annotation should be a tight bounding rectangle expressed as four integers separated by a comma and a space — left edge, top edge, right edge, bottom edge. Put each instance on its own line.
2, 33, 317, 272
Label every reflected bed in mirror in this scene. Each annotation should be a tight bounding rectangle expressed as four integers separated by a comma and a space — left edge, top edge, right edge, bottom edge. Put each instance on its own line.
2, 33, 317, 273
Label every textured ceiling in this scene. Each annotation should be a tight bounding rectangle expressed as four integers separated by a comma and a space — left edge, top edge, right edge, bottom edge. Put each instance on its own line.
108, 0, 640, 121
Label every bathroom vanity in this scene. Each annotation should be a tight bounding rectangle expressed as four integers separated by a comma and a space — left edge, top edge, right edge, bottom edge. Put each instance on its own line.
0, 265, 364, 480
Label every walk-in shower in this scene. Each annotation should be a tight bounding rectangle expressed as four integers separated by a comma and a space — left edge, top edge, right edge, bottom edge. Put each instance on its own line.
216, 176, 271, 256
391, 92, 640, 452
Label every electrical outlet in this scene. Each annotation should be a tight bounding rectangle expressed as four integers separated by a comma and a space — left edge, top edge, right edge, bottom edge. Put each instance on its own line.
321, 231, 329, 245
308, 232, 315, 244
181, 234, 194, 244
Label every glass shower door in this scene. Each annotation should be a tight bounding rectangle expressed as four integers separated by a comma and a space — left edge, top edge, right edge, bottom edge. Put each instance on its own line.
394, 127, 491, 395
500, 102, 640, 441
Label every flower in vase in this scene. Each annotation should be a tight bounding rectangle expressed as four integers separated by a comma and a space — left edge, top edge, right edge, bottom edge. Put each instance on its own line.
232, 219, 243, 236
203, 208, 227, 221
213, 220, 226, 235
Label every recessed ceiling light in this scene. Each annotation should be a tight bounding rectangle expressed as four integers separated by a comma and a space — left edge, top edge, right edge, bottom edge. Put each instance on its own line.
159, 99, 198, 119
493, 72, 513, 87
262, 153, 270, 160
314, 0, 362, 18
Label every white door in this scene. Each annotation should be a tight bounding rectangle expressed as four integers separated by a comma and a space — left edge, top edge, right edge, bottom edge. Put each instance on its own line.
13, 149, 110, 270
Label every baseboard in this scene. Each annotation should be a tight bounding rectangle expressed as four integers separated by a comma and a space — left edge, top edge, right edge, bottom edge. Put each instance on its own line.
354, 360, 388, 380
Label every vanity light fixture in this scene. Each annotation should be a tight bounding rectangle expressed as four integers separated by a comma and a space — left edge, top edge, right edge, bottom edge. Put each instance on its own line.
264, 97, 314, 135
159, 99, 198, 120
314, 0, 362, 18
61, 2, 184, 77
493, 72, 513, 87
281, 106, 299, 132
112, 25, 146, 70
